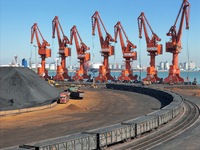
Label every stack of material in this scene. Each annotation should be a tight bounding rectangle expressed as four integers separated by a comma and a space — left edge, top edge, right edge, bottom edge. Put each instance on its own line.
0, 67, 59, 111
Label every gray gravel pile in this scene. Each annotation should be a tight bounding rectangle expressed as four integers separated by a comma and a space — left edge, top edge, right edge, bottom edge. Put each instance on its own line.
0, 67, 60, 111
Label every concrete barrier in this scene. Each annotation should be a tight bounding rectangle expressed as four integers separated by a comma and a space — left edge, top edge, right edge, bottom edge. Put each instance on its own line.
0, 101, 57, 116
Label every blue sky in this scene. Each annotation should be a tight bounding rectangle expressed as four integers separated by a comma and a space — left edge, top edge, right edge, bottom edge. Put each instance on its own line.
0, 0, 200, 67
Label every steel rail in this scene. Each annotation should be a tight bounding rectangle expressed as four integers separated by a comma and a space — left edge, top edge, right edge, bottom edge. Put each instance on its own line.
120, 99, 199, 150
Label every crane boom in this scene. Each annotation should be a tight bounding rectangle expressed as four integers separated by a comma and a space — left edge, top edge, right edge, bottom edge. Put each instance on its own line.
166, 0, 190, 51
70, 26, 90, 53
52, 16, 70, 50
114, 21, 137, 81
30, 23, 51, 79
92, 11, 115, 48
138, 12, 162, 53
91, 11, 115, 82
114, 22, 137, 55
70, 25, 90, 81
164, 0, 190, 83
31, 23, 50, 51
52, 16, 71, 80
137, 12, 163, 83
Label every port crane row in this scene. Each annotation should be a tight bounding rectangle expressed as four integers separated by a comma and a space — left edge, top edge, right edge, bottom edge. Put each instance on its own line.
52, 16, 90, 81
30, 0, 190, 84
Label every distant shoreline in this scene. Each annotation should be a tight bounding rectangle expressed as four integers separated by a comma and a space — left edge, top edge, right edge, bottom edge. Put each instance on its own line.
10, 67, 198, 73
110, 69, 200, 73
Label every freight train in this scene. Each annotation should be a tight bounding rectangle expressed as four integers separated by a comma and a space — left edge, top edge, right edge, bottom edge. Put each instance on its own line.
18, 83, 183, 150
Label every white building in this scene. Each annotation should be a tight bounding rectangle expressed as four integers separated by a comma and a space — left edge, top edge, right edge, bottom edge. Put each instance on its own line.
184, 62, 188, 70
159, 61, 164, 70
90, 63, 102, 69
31, 63, 37, 68
189, 61, 195, 69
50, 63, 56, 70
165, 61, 170, 70
45, 64, 50, 69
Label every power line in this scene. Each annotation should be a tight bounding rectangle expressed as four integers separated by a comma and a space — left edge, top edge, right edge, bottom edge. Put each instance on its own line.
139, 39, 142, 81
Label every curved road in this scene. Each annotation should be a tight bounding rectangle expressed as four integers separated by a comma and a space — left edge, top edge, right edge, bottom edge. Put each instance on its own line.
0, 87, 161, 149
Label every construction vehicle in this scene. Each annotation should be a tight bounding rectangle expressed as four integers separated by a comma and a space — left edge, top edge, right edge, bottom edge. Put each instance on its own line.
46, 78, 59, 87
57, 92, 70, 104
31, 23, 51, 79
138, 12, 163, 83
66, 84, 84, 99
70, 25, 90, 81
114, 21, 137, 82
164, 0, 190, 84
52, 16, 71, 81
91, 11, 115, 82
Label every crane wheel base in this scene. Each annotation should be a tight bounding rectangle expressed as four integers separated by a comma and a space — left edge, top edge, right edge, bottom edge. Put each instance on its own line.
53, 74, 64, 81
63, 71, 71, 80
142, 75, 161, 83
96, 75, 107, 83
73, 74, 84, 81
128, 74, 138, 81
164, 74, 184, 84
82, 74, 90, 79
118, 75, 131, 82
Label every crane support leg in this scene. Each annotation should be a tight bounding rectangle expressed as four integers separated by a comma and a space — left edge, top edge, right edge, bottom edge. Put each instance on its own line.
53, 65, 64, 81
73, 72, 84, 81
96, 65, 107, 82
164, 65, 184, 83
60, 56, 70, 80
37, 56, 50, 79
126, 59, 138, 81
96, 54, 113, 82
143, 67, 160, 83
164, 52, 184, 83
74, 60, 90, 80
118, 70, 131, 81
104, 54, 114, 81
63, 68, 70, 80
128, 74, 138, 80
82, 74, 90, 79
143, 53, 160, 83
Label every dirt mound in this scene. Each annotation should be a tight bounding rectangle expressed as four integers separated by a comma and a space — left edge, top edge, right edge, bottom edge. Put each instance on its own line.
0, 67, 60, 111
66, 104, 81, 110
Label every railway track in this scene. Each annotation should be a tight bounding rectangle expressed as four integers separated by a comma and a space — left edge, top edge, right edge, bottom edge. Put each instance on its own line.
110, 99, 200, 150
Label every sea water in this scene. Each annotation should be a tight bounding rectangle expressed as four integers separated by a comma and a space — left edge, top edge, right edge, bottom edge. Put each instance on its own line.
48, 70, 200, 84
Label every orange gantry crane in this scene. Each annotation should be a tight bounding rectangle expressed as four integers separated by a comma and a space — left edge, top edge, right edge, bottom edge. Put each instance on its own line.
137, 12, 163, 83
91, 11, 115, 82
114, 21, 137, 81
164, 0, 190, 83
70, 25, 90, 81
52, 16, 71, 81
31, 23, 51, 79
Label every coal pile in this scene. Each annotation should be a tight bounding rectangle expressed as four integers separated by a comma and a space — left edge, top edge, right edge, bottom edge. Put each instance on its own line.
0, 67, 60, 111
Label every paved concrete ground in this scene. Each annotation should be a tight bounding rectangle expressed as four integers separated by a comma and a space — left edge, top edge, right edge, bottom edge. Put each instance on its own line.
0, 87, 161, 149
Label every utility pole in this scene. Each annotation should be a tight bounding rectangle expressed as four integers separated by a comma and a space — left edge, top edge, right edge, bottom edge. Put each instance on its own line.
33, 45, 37, 71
